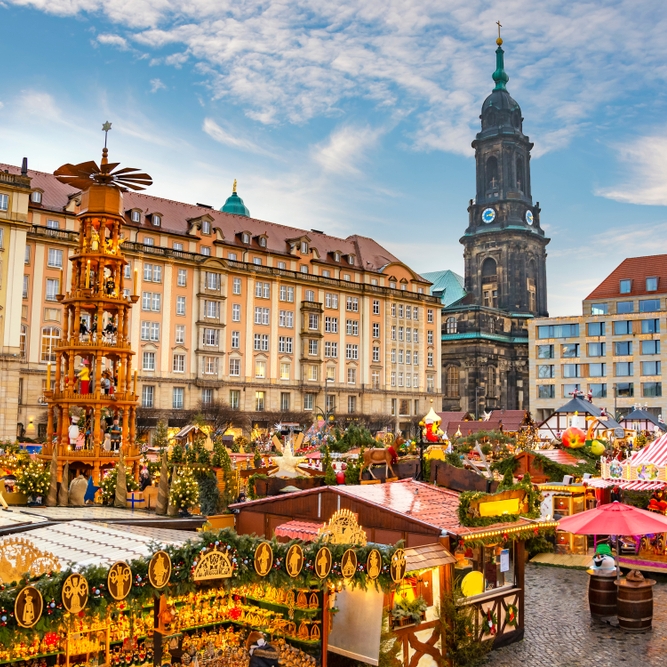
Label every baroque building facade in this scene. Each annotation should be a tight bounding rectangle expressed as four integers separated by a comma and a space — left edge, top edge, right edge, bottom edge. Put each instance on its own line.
0, 159, 442, 441
431, 38, 550, 416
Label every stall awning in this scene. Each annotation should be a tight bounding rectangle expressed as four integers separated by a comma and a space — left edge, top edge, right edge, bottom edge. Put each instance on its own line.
586, 478, 667, 491
274, 520, 323, 541
405, 543, 455, 571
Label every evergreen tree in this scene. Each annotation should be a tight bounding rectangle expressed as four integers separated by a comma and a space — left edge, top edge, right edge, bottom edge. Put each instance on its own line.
153, 420, 169, 452
323, 446, 337, 485
170, 441, 185, 464
169, 466, 200, 513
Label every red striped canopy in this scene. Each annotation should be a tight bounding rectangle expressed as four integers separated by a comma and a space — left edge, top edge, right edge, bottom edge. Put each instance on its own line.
632, 433, 667, 466
586, 478, 666, 491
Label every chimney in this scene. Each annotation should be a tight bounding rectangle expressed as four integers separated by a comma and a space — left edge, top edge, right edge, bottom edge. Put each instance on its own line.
21, 157, 28, 176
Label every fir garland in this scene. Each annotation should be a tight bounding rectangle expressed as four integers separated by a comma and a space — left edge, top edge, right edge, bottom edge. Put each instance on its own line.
0, 528, 401, 647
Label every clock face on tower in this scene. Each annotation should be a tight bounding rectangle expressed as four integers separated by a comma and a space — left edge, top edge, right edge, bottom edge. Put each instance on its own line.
481, 208, 496, 224
525, 210, 534, 225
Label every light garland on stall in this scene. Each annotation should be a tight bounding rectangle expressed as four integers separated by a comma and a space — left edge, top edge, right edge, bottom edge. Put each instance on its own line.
460, 520, 559, 542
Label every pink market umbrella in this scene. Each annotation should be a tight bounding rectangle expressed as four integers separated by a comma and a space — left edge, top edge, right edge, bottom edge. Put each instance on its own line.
558, 501, 667, 582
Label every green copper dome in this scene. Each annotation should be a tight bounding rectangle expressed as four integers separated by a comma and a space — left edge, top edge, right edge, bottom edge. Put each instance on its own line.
221, 180, 249, 217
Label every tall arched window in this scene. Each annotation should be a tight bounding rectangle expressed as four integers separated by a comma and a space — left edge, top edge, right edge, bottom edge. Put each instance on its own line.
516, 156, 525, 192
446, 317, 458, 334
20, 324, 27, 359
481, 258, 498, 308
527, 259, 537, 313
487, 366, 497, 397
486, 156, 498, 191
445, 366, 460, 398
41, 326, 60, 362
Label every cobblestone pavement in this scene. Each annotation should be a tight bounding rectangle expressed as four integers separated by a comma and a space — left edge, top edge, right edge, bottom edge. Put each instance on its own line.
485, 564, 667, 667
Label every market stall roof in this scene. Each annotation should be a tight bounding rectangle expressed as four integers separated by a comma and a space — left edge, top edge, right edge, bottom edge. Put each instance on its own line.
489, 410, 527, 432
585, 479, 666, 491
537, 396, 621, 430
404, 543, 455, 570
0, 509, 47, 530
275, 520, 324, 541
533, 448, 586, 466
620, 409, 667, 432
631, 432, 667, 466
0, 520, 192, 568
173, 424, 202, 439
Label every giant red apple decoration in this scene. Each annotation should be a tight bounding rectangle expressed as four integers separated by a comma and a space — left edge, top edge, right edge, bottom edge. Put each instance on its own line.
562, 426, 586, 449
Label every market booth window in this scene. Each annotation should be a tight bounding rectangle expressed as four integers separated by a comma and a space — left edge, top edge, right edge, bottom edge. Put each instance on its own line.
455, 542, 515, 597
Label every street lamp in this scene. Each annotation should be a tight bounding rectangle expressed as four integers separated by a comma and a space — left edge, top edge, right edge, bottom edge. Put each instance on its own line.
323, 377, 335, 421
613, 383, 618, 421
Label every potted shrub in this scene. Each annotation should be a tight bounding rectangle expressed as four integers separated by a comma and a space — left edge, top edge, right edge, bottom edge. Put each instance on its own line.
391, 596, 428, 628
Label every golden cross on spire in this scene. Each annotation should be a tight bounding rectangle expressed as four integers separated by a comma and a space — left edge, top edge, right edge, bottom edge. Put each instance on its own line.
496, 21, 503, 45
233, 178, 237, 194
102, 121, 112, 148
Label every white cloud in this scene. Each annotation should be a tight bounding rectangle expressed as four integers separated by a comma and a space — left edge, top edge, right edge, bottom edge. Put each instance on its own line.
8, 0, 667, 158
14, 90, 64, 123
149, 78, 166, 93
596, 134, 667, 206
312, 125, 384, 175
96, 33, 129, 50
202, 117, 275, 157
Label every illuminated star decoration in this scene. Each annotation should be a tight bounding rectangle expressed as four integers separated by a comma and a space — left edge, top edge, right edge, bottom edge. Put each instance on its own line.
271, 442, 307, 478
102, 121, 112, 147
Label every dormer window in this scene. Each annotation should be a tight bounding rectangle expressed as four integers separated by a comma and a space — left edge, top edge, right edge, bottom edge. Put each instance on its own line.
259, 236, 267, 248
619, 279, 632, 294
202, 219, 211, 235
334, 252, 340, 262
131, 210, 141, 223
347, 255, 355, 265
30, 191, 42, 204
144, 237, 155, 246
152, 214, 161, 227
301, 241, 309, 254
242, 233, 250, 244
390, 281, 396, 289
647, 277, 658, 292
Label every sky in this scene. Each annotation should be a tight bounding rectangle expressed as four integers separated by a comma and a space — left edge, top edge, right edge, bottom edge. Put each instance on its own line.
1, 0, 667, 316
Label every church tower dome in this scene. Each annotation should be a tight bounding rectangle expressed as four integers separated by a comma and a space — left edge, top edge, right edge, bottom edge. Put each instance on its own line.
221, 179, 250, 217
460, 35, 550, 317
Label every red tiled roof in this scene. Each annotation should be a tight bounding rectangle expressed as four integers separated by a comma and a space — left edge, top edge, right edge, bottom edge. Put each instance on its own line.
1, 163, 430, 281
490, 410, 526, 432
585, 254, 667, 300
534, 449, 584, 466
437, 412, 470, 423
274, 520, 323, 541
338, 480, 462, 532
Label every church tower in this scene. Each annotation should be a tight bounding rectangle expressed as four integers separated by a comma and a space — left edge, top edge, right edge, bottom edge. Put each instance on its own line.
461, 35, 549, 316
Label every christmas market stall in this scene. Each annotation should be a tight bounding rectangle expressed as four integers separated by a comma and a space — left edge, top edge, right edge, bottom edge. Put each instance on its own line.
537, 396, 620, 441
0, 516, 403, 667
231, 479, 557, 655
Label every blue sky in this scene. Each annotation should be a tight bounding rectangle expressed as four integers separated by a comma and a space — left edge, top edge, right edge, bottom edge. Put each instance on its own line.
2, 1, 667, 315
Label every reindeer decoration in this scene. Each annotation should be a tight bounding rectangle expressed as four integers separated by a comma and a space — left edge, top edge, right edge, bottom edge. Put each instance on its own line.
359, 433, 399, 480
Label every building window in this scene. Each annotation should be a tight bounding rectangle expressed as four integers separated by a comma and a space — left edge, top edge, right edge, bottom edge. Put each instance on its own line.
616, 382, 634, 397
40, 326, 60, 362
175, 325, 185, 344
202, 246, 211, 256
372, 300, 380, 315
588, 342, 605, 357
258, 236, 267, 247
413, 351, 419, 365
646, 277, 659, 292
280, 363, 290, 380
325, 293, 339, 309
307, 339, 319, 356
641, 340, 660, 355
140, 322, 160, 341
142, 352, 156, 371
346, 296, 359, 312
144, 237, 155, 246
345, 344, 359, 360
255, 360, 267, 378
45, 278, 59, 301
591, 303, 608, 315
308, 365, 319, 381
255, 391, 265, 411
640, 299, 660, 313
615, 362, 633, 376
619, 279, 632, 294
642, 382, 662, 398
177, 269, 187, 286
176, 296, 186, 315
304, 393, 315, 411
538, 385, 555, 399
279, 392, 290, 411
202, 388, 213, 405
562, 364, 583, 378
537, 344, 554, 359
445, 317, 457, 334
325, 394, 336, 412
300, 265, 308, 273
233, 277, 241, 295
445, 366, 459, 397
141, 385, 154, 408
347, 367, 356, 384
173, 242, 183, 251
0, 194, 8, 211
255, 307, 270, 325
615, 341, 632, 355
172, 387, 184, 409
229, 358, 241, 376
280, 286, 295, 302
45, 219, 60, 230
230, 390, 240, 409
308, 314, 319, 330
538, 365, 554, 379
254, 334, 269, 351
242, 233, 250, 244
203, 329, 219, 346
231, 331, 240, 349
561, 343, 580, 358
229, 252, 238, 261
47, 248, 63, 268
390, 371, 396, 387
346, 319, 359, 336
279, 336, 293, 353
173, 354, 185, 372
202, 219, 211, 234
642, 319, 660, 334
23, 275, 29, 299
589, 363, 606, 377
372, 347, 380, 363
325, 341, 338, 358
255, 282, 271, 298
427, 351, 434, 367
204, 357, 219, 375
641, 361, 661, 376
205, 300, 219, 318
348, 395, 357, 413
537, 324, 580, 338
617, 301, 634, 314
279, 310, 294, 328
305, 289, 315, 302
589, 384, 607, 398
232, 304, 241, 321
206, 272, 221, 290
587, 322, 606, 336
